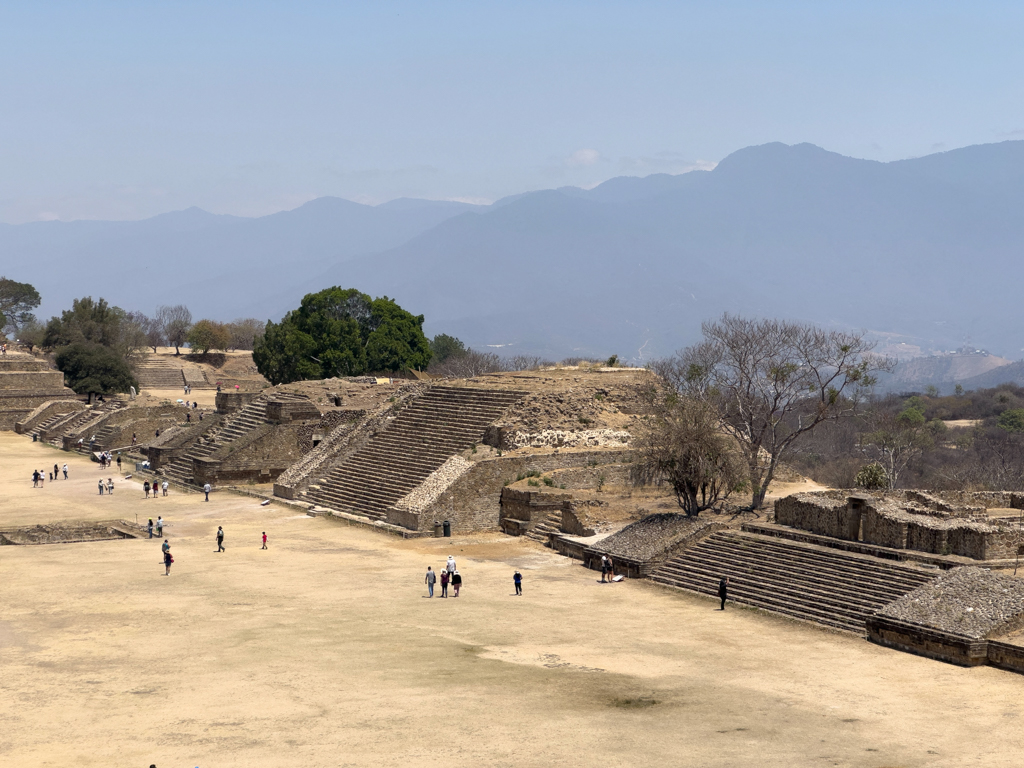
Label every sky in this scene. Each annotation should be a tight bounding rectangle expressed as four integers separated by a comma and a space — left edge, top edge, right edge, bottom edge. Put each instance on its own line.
1, 1, 1023, 224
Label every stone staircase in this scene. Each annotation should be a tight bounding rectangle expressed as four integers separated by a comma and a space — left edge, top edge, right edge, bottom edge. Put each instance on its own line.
49, 401, 127, 447
28, 410, 78, 439
159, 392, 307, 485
136, 356, 185, 390
525, 510, 563, 543
650, 530, 936, 634
302, 386, 524, 522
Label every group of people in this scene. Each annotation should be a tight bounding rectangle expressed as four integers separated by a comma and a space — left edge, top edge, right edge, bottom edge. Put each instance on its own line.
32, 463, 69, 486
143, 480, 169, 498
97, 451, 120, 471
425, 555, 464, 598
98, 477, 115, 494
147, 516, 165, 538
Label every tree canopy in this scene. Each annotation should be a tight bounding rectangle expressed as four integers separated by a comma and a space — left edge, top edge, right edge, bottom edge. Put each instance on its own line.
157, 304, 192, 355
55, 343, 138, 397
187, 319, 231, 354
252, 287, 431, 385
42, 296, 146, 360
0, 277, 41, 333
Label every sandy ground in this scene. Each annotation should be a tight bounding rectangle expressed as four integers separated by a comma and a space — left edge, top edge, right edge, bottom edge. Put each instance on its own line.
2, 434, 1024, 767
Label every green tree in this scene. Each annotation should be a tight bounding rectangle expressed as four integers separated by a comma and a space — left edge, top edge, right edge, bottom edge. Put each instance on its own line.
0, 277, 41, 333
998, 408, 1024, 433
253, 287, 431, 385
187, 319, 231, 354
43, 297, 127, 352
55, 343, 138, 399
429, 333, 467, 364
17, 320, 46, 352
365, 297, 431, 373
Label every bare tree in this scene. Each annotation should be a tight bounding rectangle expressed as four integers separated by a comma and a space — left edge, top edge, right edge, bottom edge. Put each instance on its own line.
429, 349, 505, 378
632, 389, 746, 516
156, 304, 192, 355
226, 318, 266, 351
660, 314, 895, 509
859, 407, 939, 489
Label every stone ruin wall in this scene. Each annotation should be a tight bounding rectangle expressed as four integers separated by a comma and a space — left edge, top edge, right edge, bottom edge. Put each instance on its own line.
776, 491, 1023, 560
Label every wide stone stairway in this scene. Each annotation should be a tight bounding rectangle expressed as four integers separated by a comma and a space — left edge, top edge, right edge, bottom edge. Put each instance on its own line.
302, 386, 524, 522
650, 530, 936, 633
48, 400, 126, 447
136, 356, 185, 390
160, 392, 307, 485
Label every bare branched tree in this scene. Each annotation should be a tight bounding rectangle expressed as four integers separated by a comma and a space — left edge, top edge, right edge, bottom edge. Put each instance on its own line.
660, 314, 895, 509
632, 389, 746, 516
156, 304, 192, 355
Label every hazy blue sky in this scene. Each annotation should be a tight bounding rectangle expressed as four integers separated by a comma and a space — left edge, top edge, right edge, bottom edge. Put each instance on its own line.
2, 1, 1022, 223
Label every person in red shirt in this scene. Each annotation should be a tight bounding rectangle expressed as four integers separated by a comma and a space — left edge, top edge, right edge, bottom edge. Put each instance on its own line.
261, 531, 268, 550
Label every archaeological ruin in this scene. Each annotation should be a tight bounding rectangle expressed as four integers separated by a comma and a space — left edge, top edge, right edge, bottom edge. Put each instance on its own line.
7, 350, 1024, 676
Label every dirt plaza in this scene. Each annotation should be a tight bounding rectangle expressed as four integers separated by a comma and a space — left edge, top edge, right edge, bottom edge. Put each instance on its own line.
2, 434, 1024, 767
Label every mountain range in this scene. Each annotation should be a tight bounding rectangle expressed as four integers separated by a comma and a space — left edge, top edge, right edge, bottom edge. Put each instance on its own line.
4, 140, 1024, 368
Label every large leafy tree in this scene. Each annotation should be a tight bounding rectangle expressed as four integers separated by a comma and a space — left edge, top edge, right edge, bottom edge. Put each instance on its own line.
44, 297, 126, 351
0, 277, 41, 333
187, 319, 231, 354
55, 343, 138, 398
253, 287, 431, 384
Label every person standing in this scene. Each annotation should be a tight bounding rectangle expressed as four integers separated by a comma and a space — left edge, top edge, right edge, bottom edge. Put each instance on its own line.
161, 538, 170, 556
107, 478, 114, 494
163, 547, 173, 576
261, 532, 268, 550
216, 526, 225, 552
425, 566, 436, 597
116, 454, 122, 472
156, 516, 163, 537
440, 569, 449, 598
161, 480, 169, 497
514, 570, 523, 596
148, 519, 154, 539
98, 478, 104, 495
32, 469, 39, 488
452, 570, 462, 597
62, 463, 68, 480
600, 554, 610, 583
446, 555, 456, 579
719, 576, 729, 610
53, 463, 58, 480
204, 482, 211, 502
144, 481, 150, 499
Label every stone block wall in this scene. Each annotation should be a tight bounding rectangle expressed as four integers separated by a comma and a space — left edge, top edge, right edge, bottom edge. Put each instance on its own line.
775, 494, 860, 540
498, 487, 572, 535
14, 400, 86, 434
265, 398, 321, 423
547, 463, 631, 491
861, 505, 911, 549
387, 449, 632, 533
905, 519, 949, 555
215, 391, 259, 414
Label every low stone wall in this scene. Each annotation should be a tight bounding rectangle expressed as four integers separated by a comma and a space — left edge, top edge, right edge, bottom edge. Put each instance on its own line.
547, 463, 631, 490
867, 616, 988, 667
387, 449, 632, 533
948, 523, 1018, 560
0, 370, 67, 390
498, 487, 572, 536
500, 428, 631, 451
265, 397, 320, 423
775, 494, 859, 540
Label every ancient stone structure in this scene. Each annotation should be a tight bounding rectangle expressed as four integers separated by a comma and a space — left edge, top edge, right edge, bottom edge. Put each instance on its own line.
0, 354, 77, 430
775, 490, 1023, 561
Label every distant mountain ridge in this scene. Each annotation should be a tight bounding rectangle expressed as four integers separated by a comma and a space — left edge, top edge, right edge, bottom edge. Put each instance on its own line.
3, 140, 1024, 369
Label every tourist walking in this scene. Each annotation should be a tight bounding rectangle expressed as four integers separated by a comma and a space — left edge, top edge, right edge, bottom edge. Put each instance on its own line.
107, 478, 114, 494
161, 480, 168, 497
440, 569, 449, 598
62, 463, 68, 480
161, 538, 170, 556
452, 570, 462, 597
261, 532, 268, 550
98, 478, 104, 495
446, 555, 456, 578
425, 566, 436, 597
116, 454, 122, 472
163, 548, 173, 576
719, 576, 729, 610
32, 469, 39, 488
514, 570, 523, 596
156, 516, 163, 537
148, 518, 154, 538
204, 482, 211, 502
216, 526, 225, 552
144, 480, 150, 498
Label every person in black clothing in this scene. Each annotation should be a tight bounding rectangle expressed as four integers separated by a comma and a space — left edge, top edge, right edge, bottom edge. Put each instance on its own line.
216, 525, 225, 552
718, 576, 729, 610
